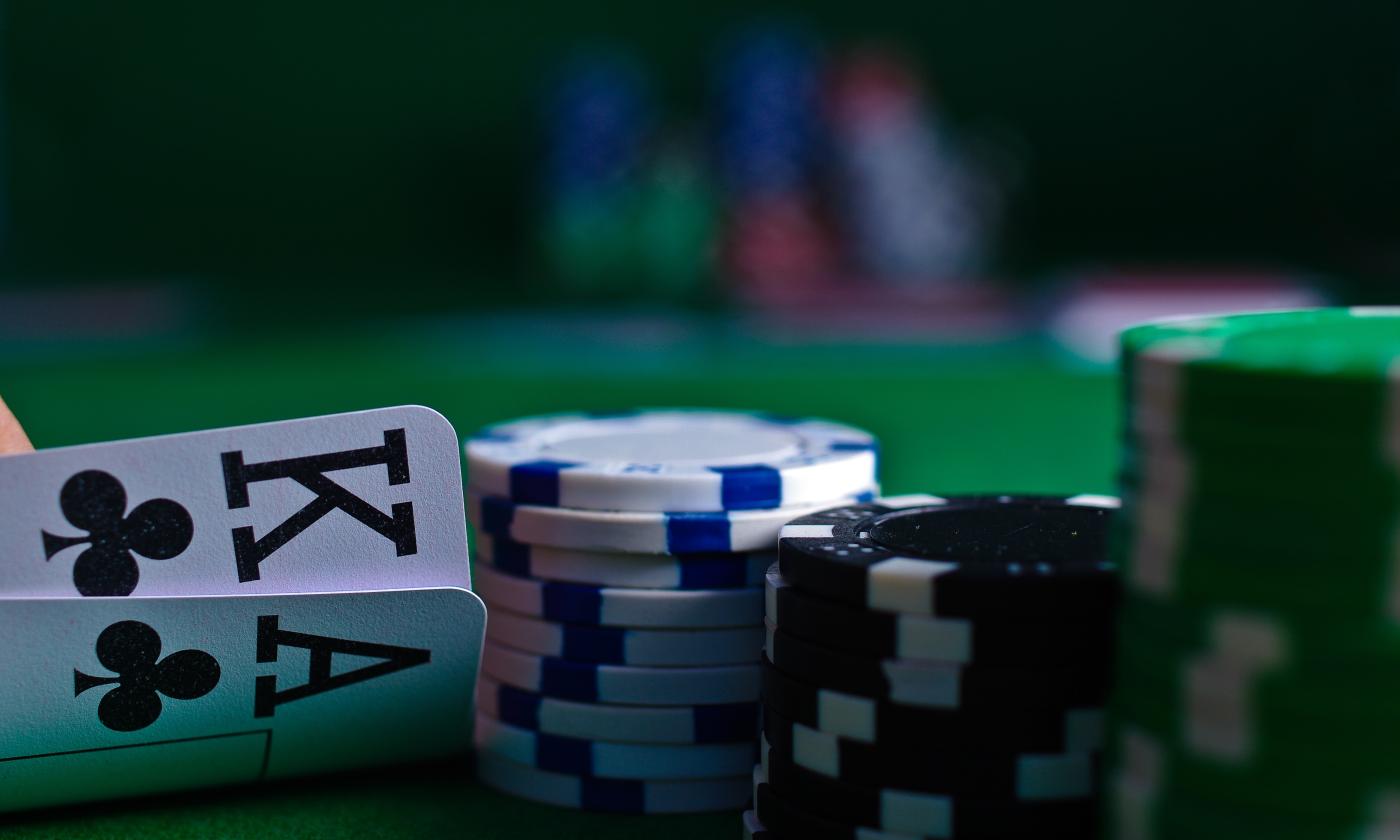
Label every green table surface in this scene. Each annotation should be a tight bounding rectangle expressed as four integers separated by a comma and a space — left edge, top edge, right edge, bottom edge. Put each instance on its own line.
0, 316, 1117, 839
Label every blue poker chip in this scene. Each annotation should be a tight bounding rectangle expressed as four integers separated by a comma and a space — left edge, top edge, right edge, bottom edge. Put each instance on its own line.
475, 751, 750, 814
477, 674, 758, 745
484, 607, 764, 666
468, 487, 876, 555
477, 532, 771, 590
474, 564, 762, 629
475, 712, 756, 780
481, 639, 760, 706
465, 410, 878, 512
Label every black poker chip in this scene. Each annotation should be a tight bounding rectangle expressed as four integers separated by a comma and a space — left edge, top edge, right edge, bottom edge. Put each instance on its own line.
753, 768, 1099, 840
761, 703, 1099, 798
765, 564, 1113, 667
760, 656, 1105, 754
777, 495, 1119, 619
765, 623, 1112, 711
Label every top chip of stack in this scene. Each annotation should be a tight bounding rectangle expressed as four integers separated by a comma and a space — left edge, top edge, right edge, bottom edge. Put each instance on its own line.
466, 409, 880, 815
465, 410, 878, 512
749, 493, 1119, 838
1110, 307, 1400, 838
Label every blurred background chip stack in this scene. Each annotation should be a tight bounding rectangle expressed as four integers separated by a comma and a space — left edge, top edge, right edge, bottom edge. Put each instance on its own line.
539, 49, 652, 300
755, 494, 1120, 838
826, 48, 988, 288
463, 409, 880, 814
713, 24, 837, 302
1111, 308, 1400, 838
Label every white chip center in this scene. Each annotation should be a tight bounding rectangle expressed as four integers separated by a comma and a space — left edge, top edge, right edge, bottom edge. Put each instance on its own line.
539, 417, 803, 465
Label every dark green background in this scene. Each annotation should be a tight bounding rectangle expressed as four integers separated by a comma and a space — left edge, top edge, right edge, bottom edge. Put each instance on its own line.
0, 328, 1115, 838
4, 0, 1398, 311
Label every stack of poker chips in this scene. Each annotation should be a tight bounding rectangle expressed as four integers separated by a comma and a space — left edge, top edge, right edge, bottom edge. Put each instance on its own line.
1111, 308, 1400, 838
753, 494, 1120, 838
540, 52, 716, 303
714, 24, 837, 293
464, 410, 880, 814
826, 50, 987, 285
540, 49, 651, 298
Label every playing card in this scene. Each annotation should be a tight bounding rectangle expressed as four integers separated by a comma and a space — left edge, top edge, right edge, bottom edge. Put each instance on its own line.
0, 406, 470, 597
0, 587, 485, 812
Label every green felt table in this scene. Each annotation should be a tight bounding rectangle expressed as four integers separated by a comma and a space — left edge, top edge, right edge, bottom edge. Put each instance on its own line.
0, 316, 1117, 839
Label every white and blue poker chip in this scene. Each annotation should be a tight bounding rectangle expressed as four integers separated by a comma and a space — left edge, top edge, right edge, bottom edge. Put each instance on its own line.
482, 638, 760, 706
477, 675, 758, 745
477, 532, 772, 590
475, 750, 750, 814
485, 606, 765, 666
469, 488, 876, 555
475, 712, 757, 780
474, 563, 762, 629
466, 410, 878, 512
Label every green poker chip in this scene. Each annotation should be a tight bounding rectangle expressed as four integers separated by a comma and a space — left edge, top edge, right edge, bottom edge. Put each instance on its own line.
1107, 769, 1386, 840
1112, 525, 1396, 620
1117, 442, 1400, 515
1121, 308, 1400, 457
1113, 634, 1400, 747
1117, 592, 1400, 668
1108, 689, 1400, 820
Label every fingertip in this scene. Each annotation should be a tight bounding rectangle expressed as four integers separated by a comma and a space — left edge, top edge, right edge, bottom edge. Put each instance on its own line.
0, 395, 34, 454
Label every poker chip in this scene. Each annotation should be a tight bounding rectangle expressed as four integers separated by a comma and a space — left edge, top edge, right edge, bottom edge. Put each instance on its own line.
752, 767, 907, 840
1123, 308, 1400, 449
485, 607, 765, 666
1109, 772, 1375, 840
478, 532, 773, 589
741, 809, 770, 839
465, 410, 877, 512
477, 675, 758, 745
1109, 691, 1400, 817
765, 563, 1112, 666
474, 713, 756, 780
1112, 308, 1400, 835
760, 656, 1104, 752
1119, 477, 1399, 617
474, 750, 750, 814
482, 639, 760, 706
474, 564, 762, 629
467, 410, 883, 813
756, 733, 1092, 834
764, 622, 1110, 710
761, 706, 1096, 798
777, 494, 1119, 618
758, 751, 1100, 839
470, 488, 876, 554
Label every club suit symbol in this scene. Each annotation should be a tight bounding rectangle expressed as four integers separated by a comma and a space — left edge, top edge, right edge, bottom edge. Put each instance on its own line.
42, 470, 194, 596
74, 620, 221, 732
